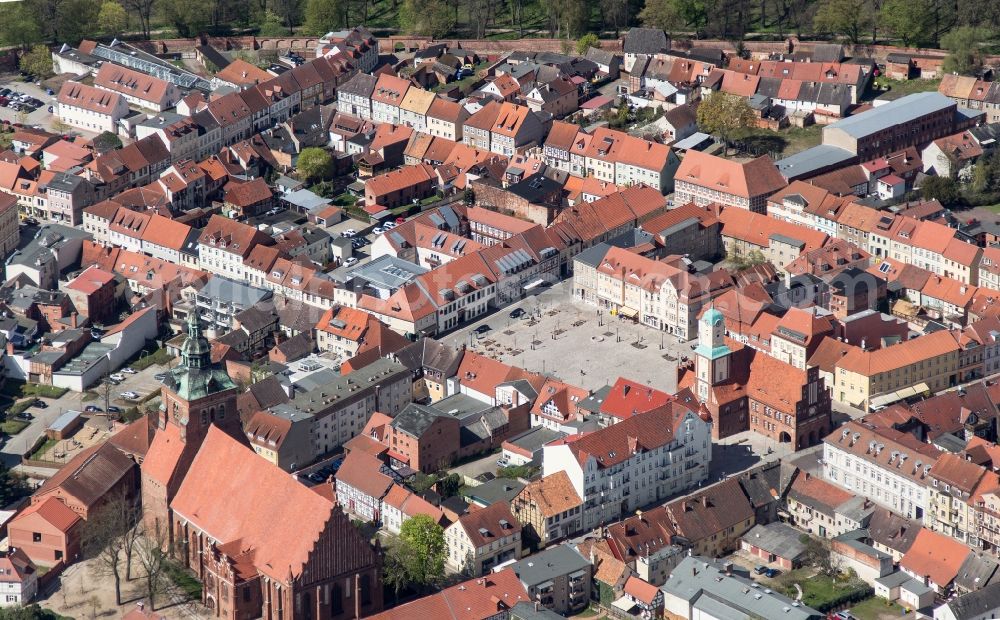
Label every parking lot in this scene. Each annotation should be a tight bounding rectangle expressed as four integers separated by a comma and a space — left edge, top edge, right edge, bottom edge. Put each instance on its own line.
0, 359, 173, 468
0, 75, 63, 133
441, 279, 697, 393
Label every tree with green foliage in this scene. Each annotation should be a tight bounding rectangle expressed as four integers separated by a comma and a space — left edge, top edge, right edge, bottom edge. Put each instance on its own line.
0, 4, 42, 49
878, 0, 937, 47
164, 0, 213, 37
729, 249, 768, 270
971, 151, 1000, 194
639, 0, 684, 35
257, 9, 288, 36
94, 131, 123, 152
696, 91, 756, 148
0, 464, 29, 507
304, 0, 344, 35
399, 0, 454, 37
19, 45, 54, 80
0, 605, 67, 620
398, 514, 446, 590
438, 473, 462, 498
544, 0, 588, 39
576, 33, 599, 55
297, 147, 334, 183
97, 1, 128, 37
812, 0, 871, 43
672, 0, 709, 34
941, 27, 984, 76
920, 175, 961, 205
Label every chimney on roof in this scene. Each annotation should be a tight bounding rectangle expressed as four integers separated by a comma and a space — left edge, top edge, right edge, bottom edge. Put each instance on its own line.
71, 312, 78, 328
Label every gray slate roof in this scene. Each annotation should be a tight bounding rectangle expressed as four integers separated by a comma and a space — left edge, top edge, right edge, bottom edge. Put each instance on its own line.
943, 581, 1000, 620
825, 92, 954, 139
509, 544, 591, 587
662, 556, 822, 620
623, 28, 668, 55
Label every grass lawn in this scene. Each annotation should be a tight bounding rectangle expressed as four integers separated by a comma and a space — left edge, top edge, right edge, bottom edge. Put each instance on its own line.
982, 203, 1000, 213
869, 77, 942, 100
28, 438, 57, 460
1, 420, 29, 435
8, 399, 34, 417
848, 596, 905, 620
165, 561, 202, 600
1, 381, 68, 399
130, 346, 174, 371
773, 569, 871, 611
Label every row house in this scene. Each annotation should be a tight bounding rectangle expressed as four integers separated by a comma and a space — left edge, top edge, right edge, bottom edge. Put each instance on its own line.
156, 159, 207, 212
399, 88, 436, 133
717, 206, 828, 272
926, 452, 998, 547
939, 74, 1000, 123
196, 214, 275, 281
674, 150, 788, 213
832, 329, 960, 410
573, 245, 732, 341
822, 419, 942, 521
542, 404, 711, 531
426, 97, 468, 142
445, 502, 522, 576
336, 73, 377, 120
371, 74, 411, 125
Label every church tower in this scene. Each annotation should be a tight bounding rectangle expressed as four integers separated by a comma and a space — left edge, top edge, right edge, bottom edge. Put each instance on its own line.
141, 313, 240, 543
158, 313, 240, 443
695, 305, 732, 402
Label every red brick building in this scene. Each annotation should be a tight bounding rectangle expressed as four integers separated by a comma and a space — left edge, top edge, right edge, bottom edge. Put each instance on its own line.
172, 427, 383, 620
364, 163, 436, 211
140, 314, 241, 547
363, 407, 461, 474
7, 497, 82, 567
64, 266, 118, 325
747, 354, 832, 449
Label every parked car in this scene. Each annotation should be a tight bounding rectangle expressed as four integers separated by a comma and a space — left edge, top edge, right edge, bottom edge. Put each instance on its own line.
154, 373, 167, 381
307, 473, 324, 483
372, 226, 385, 235
833, 612, 855, 620
109, 373, 125, 382
395, 216, 406, 224
341, 229, 357, 238
343, 257, 358, 267
351, 238, 365, 249
85, 405, 103, 413
120, 391, 140, 400
15, 412, 33, 421
0, 88, 10, 96
474, 324, 491, 335
764, 568, 780, 578
496, 457, 510, 467
753, 566, 767, 575
107, 406, 122, 414
121, 367, 137, 374
33, 399, 47, 409
509, 308, 526, 319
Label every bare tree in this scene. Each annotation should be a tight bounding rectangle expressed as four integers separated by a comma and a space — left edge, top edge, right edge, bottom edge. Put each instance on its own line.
136, 525, 169, 610
81, 488, 139, 606
122, 0, 156, 38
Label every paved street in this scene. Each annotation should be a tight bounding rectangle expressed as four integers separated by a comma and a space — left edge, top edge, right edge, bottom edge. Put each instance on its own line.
440, 279, 697, 393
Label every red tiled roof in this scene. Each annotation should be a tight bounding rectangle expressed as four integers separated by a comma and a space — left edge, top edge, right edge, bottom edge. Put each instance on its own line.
677, 151, 787, 199
900, 527, 970, 587
13, 496, 81, 533
368, 569, 529, 619
171, 427, 353, 582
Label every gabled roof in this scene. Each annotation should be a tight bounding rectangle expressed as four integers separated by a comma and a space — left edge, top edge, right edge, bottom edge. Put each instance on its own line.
677, 151, 787, 198
900, 527, 971, 587
173, 427, 375, 582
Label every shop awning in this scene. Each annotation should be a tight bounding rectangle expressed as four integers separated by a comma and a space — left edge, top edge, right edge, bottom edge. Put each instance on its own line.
618, 307, 639, 319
